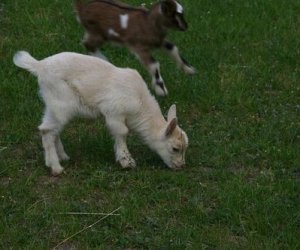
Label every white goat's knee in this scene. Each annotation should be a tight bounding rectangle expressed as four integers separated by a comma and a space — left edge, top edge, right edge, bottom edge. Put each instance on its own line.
114, 136, 136, 168
106, 118, 135, 168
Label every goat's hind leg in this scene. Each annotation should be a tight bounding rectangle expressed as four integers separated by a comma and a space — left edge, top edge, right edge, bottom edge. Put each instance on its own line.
163, 40, 196, 75
83, 32, 108, 61
38, 110, 65, 176
131, 48, 168, 96
148, 61, 169, 96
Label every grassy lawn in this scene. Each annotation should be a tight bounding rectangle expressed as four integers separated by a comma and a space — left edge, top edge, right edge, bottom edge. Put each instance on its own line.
0, 0, 299, 248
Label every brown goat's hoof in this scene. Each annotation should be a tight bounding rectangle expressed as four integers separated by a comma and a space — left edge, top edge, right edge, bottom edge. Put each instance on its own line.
183, 65, 196, 75
154, 84, 168, 97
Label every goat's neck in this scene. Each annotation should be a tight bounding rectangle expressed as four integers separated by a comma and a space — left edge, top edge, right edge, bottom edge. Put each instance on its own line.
148, 4, 168, 36
130, 97, 167, 149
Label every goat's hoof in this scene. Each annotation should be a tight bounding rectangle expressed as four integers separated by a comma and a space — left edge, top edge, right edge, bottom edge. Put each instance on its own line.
59, 153, 70, 162
154, 83, 168, 97
119, 157, 136, 169
183, 65, 196, 75
51, 166, 64, 176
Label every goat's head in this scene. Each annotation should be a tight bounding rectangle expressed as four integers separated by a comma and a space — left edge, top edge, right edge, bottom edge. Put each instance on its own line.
156, 104, 189, 170
159, 0, 188, 31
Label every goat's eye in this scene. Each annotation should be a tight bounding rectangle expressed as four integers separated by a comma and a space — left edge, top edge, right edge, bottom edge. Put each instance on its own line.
172, 147, 180, 153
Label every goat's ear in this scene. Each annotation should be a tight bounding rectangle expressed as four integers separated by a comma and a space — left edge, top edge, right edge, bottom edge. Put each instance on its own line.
160, 0, 175, 16
167, 104, 177, 122
165, 118, 177, 137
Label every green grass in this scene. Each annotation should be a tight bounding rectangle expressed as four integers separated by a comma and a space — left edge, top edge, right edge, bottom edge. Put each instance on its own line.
1, 0, 299, 248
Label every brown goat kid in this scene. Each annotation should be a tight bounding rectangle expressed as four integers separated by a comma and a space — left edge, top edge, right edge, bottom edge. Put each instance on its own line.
75, 0, 196, 96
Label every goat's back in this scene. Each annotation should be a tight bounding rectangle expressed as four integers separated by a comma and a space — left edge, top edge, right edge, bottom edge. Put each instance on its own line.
15, 51, 151, 119
75, 0, 154, 44
38, 52, 150, 116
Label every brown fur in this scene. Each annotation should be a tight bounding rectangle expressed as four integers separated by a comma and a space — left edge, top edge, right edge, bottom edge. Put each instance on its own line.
76, 1, 167, 48
75, 0, 194, 96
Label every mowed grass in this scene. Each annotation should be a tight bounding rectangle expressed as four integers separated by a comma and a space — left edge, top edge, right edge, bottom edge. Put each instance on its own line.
0, 0, 299, 248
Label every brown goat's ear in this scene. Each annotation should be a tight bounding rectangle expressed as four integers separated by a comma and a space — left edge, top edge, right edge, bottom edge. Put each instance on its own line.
161, 0, 176, 16
165, 117, 177, 137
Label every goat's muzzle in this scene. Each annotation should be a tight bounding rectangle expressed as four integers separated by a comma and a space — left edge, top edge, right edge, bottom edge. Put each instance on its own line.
171, 163, 186, 171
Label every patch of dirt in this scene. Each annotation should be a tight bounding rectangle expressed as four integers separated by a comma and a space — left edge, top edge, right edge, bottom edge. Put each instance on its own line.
53, 242, 77, 250
228, 235, 248, 246
0, 176, 13, 187
38, 175, 63, 185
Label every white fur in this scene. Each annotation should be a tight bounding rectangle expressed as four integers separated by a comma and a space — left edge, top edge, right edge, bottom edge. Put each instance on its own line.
108, 28, 120, 37
148, 62, 168, 96
76, 0, 192, 97
168, 46, 196, 74
175, 1, 183, 13
13, 51, 188, 175
82, 32, 89, 43
120, 14, 129, 29
75, 13, 81, 24
89, 49, 108, 61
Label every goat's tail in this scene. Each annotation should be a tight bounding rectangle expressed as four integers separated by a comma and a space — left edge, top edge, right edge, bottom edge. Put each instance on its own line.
13, 51, 40, 76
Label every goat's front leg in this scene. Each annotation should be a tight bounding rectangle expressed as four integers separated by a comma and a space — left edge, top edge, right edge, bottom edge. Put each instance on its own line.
114, 135, 136, 168
106, 117, 136, 168
131, 48, 168, 96
83, 32, 108, 61
163, 40, 196, 75
55, 135, 70, 162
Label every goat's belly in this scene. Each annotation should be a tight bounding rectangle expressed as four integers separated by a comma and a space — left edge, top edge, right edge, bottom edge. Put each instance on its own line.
76, 102, 100, 119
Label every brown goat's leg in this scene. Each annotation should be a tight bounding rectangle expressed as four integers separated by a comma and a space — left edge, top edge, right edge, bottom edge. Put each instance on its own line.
83, 32, 108, 61
163, 41, 196, 75
132, 48, 168, 96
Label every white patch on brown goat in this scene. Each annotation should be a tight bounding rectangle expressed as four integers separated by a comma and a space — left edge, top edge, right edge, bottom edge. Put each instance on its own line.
89, 50, 108, 61
148, 62, 168, 96
108, 28, 120, 37
82, 32, 89, 43
120, 14, 129, 29
175, 1, 183, 13
168, 46, 196, 74
149, 62, 163, 83
76, 14, 81, 24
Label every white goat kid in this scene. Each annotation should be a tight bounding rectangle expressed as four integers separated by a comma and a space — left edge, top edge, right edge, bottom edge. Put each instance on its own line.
13, 51, 188, 176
